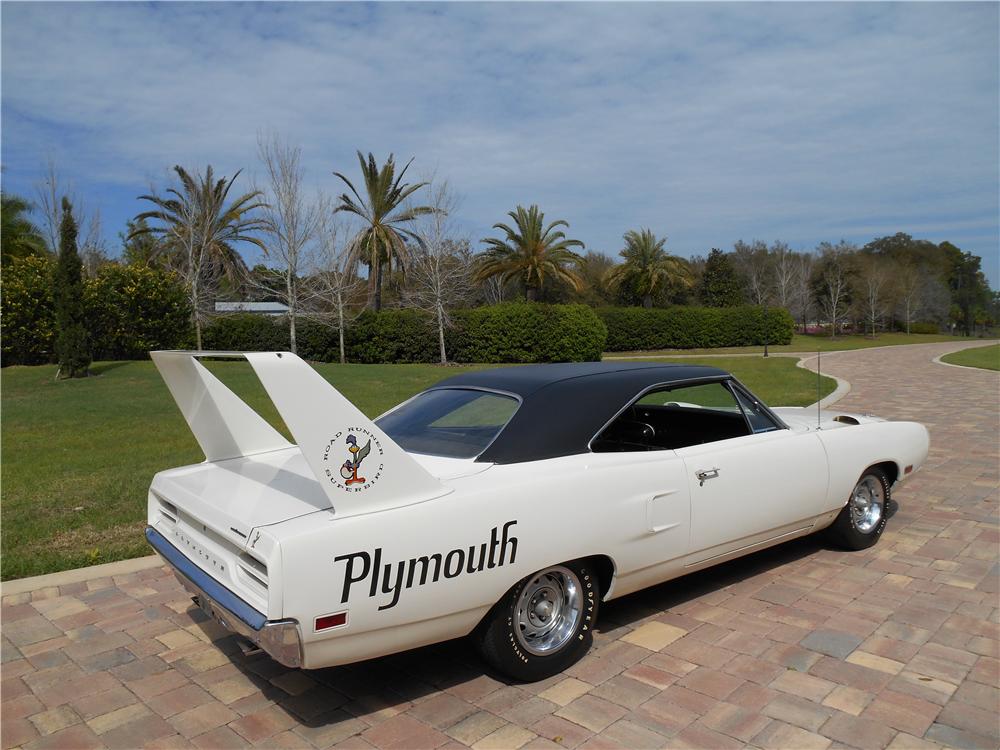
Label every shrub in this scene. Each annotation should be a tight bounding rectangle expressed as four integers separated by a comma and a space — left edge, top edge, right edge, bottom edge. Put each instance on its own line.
910, 322, 940, 335
201, 314, 287, 352
294, 319, 341, 362
448, 303, 607, 363
1, 255, 56, 365
85, 265, 192, 360
54, 198, 91, 377
599, 305, 794, 351
347, 310, 438, 363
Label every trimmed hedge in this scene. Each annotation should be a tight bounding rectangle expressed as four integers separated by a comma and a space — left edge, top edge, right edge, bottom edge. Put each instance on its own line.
201, 313, 288, 352
598, 305, 794, 351
449, 303, 607, 363
347, 310, 439, 363
85, 265, 191, 360
199, 302, 608, 363
1, 256, 57, 365
1, 259, 193, 366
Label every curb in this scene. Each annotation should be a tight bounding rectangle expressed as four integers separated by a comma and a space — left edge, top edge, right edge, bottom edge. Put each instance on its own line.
931, 341, 1000, 372
797, 353, 851, 410
1, 554, 163, 595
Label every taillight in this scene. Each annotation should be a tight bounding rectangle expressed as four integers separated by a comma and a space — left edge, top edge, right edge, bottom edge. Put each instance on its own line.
314, 612, 348, 631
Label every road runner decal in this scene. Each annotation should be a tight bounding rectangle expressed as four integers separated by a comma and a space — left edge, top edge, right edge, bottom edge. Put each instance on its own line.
323, 428, 384, 492
334, 521, 518, 611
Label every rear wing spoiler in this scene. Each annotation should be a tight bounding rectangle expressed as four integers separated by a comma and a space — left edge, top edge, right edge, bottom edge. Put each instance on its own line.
150, 351, 450, 517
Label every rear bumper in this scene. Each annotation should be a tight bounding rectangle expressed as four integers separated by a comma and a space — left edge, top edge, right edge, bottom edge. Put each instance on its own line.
145, 526, 302, 668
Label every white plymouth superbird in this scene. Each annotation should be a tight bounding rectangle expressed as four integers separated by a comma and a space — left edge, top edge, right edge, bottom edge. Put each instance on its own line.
145, 351, 929, 681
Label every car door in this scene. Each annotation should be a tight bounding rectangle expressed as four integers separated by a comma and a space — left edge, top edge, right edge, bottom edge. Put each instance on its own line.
655, 381, 829, 563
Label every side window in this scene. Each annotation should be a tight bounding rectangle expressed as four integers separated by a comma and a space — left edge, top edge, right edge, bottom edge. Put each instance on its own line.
731, 385, 782, 434
592, 381, 751, 453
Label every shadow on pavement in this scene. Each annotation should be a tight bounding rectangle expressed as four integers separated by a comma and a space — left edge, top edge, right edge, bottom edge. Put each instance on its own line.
180, 528, 846, 731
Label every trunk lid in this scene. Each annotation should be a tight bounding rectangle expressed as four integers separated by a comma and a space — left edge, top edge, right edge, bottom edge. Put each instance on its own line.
151, 447, 332, 548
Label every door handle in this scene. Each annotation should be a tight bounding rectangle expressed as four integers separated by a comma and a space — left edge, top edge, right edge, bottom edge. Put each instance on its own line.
696, 468, 720, 486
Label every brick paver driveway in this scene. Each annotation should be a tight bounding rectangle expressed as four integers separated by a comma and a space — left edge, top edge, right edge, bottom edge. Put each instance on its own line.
3, 341, 997, 750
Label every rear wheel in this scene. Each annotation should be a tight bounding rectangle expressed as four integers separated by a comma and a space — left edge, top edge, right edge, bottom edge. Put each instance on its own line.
477, 560, 598, 682
827, 467, 890, 550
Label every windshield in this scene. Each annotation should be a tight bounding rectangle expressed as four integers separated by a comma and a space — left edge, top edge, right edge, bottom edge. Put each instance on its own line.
376, 388, 519, 459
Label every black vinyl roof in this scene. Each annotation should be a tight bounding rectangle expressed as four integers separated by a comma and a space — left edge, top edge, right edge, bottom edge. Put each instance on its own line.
433, 362, 730, 464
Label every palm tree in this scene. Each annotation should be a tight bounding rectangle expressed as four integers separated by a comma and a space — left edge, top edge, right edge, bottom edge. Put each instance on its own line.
333, 152, 435, 311
605, 229, 692, 308
476, 205, 585, 301
132, 165, 269, 349
1, 194, 48, 264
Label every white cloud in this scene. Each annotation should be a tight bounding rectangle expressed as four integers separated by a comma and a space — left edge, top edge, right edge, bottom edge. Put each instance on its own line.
1, 1, 997, 284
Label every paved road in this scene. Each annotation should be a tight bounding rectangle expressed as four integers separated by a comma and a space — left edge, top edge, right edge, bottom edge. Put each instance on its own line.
2, 342, 997, 750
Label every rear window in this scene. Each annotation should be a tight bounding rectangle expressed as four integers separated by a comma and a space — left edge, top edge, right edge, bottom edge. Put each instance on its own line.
376, 389, 519, 459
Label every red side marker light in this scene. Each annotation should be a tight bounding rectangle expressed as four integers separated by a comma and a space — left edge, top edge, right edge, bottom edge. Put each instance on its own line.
904, 465, 913, 475
315, 612, 348, 631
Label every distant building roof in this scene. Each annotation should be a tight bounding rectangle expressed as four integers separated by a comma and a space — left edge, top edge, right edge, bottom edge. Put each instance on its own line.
214, 301, 289, 316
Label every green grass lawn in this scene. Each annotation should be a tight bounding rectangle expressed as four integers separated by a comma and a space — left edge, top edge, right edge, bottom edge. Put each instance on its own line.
940, 343, 1000, 371
1, 357, 833, 580
607, 331, 960, 358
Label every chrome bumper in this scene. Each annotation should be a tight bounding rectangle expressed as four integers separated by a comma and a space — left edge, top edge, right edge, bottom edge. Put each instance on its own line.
145, 526, 302, 668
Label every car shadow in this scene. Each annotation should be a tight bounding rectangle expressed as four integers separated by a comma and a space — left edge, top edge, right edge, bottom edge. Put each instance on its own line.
185, 529, 857, 731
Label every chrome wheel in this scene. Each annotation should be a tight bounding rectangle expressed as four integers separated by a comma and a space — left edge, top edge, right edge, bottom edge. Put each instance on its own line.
851, 475, 884, 534
514, 566, 583, 656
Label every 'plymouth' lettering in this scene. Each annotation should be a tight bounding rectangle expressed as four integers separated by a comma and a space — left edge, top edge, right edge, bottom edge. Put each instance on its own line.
334, 521, 518, 611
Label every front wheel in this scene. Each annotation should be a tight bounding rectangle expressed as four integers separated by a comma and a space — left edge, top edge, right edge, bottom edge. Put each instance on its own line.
826, 467, 890, 550
476, 560, 599, 682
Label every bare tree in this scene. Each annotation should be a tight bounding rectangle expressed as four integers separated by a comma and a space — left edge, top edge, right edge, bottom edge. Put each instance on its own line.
480, 275, 508, 305
732, 239, 772, 305
855, 254, 890, 337
35, 158, 65, 253
79, 207, 110, 277
405, 181, 471, 364
894, 261, 922, 335
253, 134, 325, 354
790, 253, 814, 332
812, 242, 855, 337
771, 241, 798, 309
35, 158, 105, 275
311, 216, 365, 364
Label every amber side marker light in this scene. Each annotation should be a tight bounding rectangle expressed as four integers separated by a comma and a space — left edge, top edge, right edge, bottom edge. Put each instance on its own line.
904, 465, 913, 475
315, 612, 348, 631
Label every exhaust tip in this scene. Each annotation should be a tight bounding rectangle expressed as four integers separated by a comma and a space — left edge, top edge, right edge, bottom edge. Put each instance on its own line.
235, 637, 264, 658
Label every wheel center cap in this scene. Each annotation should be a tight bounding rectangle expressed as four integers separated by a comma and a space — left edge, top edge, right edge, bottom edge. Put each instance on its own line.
535, 600, 554, 621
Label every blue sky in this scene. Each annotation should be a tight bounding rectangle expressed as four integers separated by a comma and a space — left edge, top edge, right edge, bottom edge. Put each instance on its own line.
2, 2, 998, 287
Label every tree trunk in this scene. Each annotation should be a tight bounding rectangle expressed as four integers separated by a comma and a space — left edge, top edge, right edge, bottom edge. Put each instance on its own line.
337, 292, 346, 364
526, 286, 537, 302
288, 274, 297, 354
437, 302, 447, 365
642, 295, 653, 309
373, 263, 383, 312
191, 279, 202, 351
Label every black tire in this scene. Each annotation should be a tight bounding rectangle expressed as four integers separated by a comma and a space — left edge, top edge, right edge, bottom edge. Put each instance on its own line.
826, 467, 891, 550
476, 559, 599, 682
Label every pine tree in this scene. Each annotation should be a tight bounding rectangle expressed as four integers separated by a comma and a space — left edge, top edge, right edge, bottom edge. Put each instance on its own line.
54, 197, 91, 377
699, 248, 744, 307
